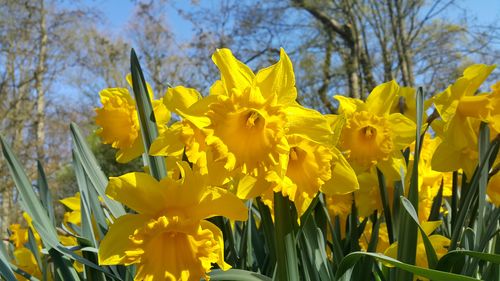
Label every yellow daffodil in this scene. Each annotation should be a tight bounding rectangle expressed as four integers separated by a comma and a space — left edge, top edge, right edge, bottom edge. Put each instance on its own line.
60, 192, 82, 227
455, 81, 500, 133
59, 235, 84, 272
336, 81, 416, 180
9, 213, 42, 249
359, 221, 390, 253
409, 135, 453, 220
487, 172, 500, 206
385, 221, 450, 280
98, 163, 248, 281
354, 170, 394, 217
151, 86, 220, 178
261, 106, 358, 217
13, 247, 42, 279
9, 214, 43, 279
95, 76, 170, 163
9, 224, 29, 249
326, 193, 353, 238
201, 48, 297, 198
432, 64, 495, 176
321, 114, 360, 195
158, 48, 358, 219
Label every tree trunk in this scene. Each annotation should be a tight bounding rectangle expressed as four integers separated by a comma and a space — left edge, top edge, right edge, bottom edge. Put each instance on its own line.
34, 0, 47, 162
394, 0, 414, 86
387, 0, 411, 86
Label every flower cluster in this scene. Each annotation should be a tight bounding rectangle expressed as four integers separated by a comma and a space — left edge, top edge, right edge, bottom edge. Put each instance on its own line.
93, 48, 500, 280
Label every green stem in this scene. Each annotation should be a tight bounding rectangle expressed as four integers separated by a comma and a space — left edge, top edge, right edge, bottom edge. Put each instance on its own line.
273, 192, 299, 281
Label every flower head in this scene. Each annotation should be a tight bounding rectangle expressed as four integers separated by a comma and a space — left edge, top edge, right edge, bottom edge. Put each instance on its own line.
385, 221, 450, 279
336, 81, 416, 180
432, 64, 496, 176
13, 247, 42, 279
60, 192, 82, 227
95, 77, 170, 163
359, 221, 390, 253
98, 163, 248, 281
204, 48, 294, 179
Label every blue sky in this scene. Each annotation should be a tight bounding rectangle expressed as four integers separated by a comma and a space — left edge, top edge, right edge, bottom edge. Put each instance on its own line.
88, 0, 500, 40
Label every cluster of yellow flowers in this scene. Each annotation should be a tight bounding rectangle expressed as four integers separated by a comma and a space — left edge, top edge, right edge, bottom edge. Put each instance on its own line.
8, 195, 84, 279
93, 48, 500, 280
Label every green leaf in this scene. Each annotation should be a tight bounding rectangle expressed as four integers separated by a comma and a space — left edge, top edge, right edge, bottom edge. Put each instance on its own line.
0, 136, 58, 239
130, 49, 166, 181
428, 179, 444, 221
396, 87, 424, 280
9, 265, 40, 281
400, 197, 439, 269
31, 220, 120, 280
437, 250, 500, 272
73, 151, 98, 246
0, 244, 17, 281
476, 122, 489, 246
450, 137, 499, 250
298, 213, 334, 281
237, 201, 253, 269
37, 161, 55, 227
26, 228, 43, 274
336, 252, 479, 281
209, 269, 272, 280
70, 123, 125, 218
256, 197, 276, 276
273, 192, 299, 281
376, 168, 394, 243
319, 194, 344, 267
49, 248, 79, 281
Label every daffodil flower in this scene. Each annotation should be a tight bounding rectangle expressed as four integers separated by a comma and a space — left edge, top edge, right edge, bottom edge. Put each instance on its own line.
95, 75, 170, 163
408, 135, 453, 221
359, 221, 390, 253
385, 221, 450, 280
487, 172, 500, 206
60, 192, 82, 227
98, 162, 248, 281
335, 80, 416, 180
432, 64, 496, 176
9, 213, 44, 279
205, 48, 292, 180
13, 247, 42, 279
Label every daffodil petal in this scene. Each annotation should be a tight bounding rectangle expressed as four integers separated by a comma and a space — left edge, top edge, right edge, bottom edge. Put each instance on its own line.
106, 173, 167, 215
255, 48, 297, 104
322, 147, 359, 194
365, 80, 399, 116
98, 214, 147, 265
334, 95, 363, 115
152, 99, 171, 126
200, 221, 231, 271
190, 186, 248, 221
421, 221, 442, 236
116, 136, 144, 163
212, 48, 254, 93
431, 139, 463, 173
388, 113, 416, 150
377, 152, 407, 181
163, 86, 201, 114
150, 124, 184, 157
60, 193, 81, 211
285, 106, 333, 144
